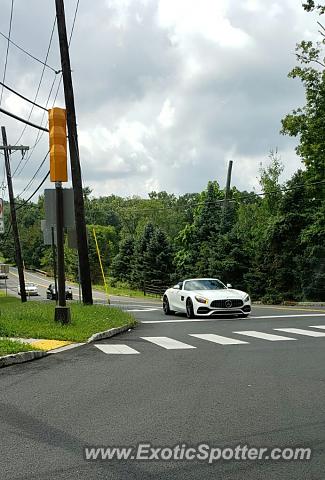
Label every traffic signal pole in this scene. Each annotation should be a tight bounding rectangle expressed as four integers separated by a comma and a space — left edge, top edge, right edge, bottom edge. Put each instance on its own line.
54, 181, 70, 323
55, 0, 93, 305
0, 126, 28, 303
48, 108, 70, 323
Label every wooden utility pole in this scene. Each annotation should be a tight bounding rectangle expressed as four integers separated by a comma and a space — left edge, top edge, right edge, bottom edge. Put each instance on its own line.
0, 126, 28, 303
55, 0, 93, 304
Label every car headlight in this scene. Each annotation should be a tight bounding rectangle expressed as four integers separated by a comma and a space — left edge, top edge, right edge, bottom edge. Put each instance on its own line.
195, 295, 208, 304
244, 294, 250, 303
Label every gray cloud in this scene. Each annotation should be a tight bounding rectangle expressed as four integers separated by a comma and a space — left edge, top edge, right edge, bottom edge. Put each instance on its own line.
0, 0, 319, 200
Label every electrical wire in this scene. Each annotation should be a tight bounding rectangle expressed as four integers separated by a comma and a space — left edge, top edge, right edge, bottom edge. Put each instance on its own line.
0, 80, 47, 111
0, 0, 14, 107
13, 1, 80, 186
16, 151, 49, 198
0, 29, 60, 74
15, 171, 50, 211
13, 18, 57, 147
12, 75, 57, 178
0, 0, 14, 196
0, 107, 48, 132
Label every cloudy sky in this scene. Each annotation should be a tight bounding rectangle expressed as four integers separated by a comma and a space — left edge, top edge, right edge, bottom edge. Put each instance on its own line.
0, 0, 319, 200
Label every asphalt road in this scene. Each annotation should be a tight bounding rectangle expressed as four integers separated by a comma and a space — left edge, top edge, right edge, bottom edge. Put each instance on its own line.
1, 290, 325, 479
2, 267, 160, 307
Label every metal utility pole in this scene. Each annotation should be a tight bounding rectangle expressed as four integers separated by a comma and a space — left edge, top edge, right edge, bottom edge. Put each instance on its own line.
224, 160, 233, 207
54, 181, 70, 323
0, 126, 28, 303
221, 160, 233, 232
51, 226, 58, 304
55, 0, 93, 305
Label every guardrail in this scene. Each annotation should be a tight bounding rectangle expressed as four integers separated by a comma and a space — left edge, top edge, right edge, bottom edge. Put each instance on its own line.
143, 280, 170, 297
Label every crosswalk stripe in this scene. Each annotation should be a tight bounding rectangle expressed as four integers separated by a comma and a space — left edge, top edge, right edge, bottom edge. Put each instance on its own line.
141, 336, 196, 349
309, 325, 325, 330
189, 333, 248, 345
95, 344, 140, 354
274, 328, 325, 337
234, 331, 296, 341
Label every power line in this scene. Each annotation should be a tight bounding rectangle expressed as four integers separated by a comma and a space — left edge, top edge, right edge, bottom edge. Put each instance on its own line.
12, 2, 80, 182
15, 171, 50, 211
0, 29, 60, 74
0, 0, 14, 196
16, 151, 49, 198
0, 80, 47, 111
0, 106, 49, 132
12, 75, 57, 178
13, 18, 57, 147
0, 0, 14, 107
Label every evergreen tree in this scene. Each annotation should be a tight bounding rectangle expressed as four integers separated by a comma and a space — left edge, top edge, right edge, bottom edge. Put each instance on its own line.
111, 236, 135, 283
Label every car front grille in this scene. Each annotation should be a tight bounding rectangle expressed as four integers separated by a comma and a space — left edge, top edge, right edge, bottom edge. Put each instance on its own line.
210, 299, 244, 309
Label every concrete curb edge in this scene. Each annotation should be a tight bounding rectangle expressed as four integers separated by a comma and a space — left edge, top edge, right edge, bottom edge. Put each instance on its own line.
0, 324, 135, 367
0, 350, 49, 368
87, 324, 133, 343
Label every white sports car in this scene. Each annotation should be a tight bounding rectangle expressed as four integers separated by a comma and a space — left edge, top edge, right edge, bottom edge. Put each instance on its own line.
162, 278, 251, 318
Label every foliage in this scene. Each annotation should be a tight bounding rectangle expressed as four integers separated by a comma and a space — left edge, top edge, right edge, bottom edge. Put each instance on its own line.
0, 4, 324, 302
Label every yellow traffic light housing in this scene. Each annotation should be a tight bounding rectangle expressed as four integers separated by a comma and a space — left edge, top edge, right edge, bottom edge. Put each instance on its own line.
48, 107, 68, 182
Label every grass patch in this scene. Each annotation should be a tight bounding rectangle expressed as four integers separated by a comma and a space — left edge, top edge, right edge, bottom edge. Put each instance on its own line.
0, 295, 136, 342
93, 283, 161, 300
0, 338, 38, 356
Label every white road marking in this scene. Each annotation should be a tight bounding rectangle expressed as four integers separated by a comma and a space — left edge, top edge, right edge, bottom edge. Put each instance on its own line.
126, 308, 161, 312
234, 331, 296, 341
95, 344, 140, 354
111, 304, 161, 308
309, 325, 325, 330
141, 336, 196, 349
189, 333, 248, 345
141, 313, 325, 324
274, 328, 325, 337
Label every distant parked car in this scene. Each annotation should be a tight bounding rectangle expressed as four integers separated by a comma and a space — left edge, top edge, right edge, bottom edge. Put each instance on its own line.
46, 284, 73, 300
18, 282, 38, 296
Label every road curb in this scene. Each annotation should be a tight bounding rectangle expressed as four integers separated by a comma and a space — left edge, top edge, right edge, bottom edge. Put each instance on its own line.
0, 350, 48, 368
87, 324, 134, 343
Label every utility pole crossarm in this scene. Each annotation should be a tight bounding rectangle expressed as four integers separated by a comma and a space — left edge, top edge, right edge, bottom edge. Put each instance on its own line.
0, 145, 29, 151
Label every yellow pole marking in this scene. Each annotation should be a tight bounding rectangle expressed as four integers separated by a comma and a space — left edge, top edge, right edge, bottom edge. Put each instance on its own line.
93, 227, 110, 304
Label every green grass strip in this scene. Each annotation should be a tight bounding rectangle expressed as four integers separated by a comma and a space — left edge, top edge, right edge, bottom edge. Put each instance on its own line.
0, 338, 38, 356
0, 296, 136, 342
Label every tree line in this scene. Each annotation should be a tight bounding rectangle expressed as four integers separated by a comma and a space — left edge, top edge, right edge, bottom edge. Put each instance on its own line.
1, 3, 324, 302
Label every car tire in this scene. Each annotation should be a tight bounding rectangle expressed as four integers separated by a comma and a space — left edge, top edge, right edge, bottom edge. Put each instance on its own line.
186, 298, 195, 319
163, 295, 173, 315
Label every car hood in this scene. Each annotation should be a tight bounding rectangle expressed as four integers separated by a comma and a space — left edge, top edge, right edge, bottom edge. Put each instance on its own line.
192, 289, 247, 299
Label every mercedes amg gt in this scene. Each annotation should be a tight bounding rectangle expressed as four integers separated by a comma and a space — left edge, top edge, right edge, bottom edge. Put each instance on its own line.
162, 278, 251, 318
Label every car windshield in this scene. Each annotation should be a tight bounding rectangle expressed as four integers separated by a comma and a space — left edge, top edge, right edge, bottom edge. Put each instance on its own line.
184, 279, 226, 291
26, 283, 35, 288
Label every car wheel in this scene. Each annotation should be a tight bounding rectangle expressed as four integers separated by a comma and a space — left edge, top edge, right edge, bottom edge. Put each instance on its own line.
186, 298, 195, 319
163, 295, 173, 315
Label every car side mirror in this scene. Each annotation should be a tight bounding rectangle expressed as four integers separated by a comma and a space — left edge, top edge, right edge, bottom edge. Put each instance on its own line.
227, 283, 232, 288
173, 284, 180, 289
